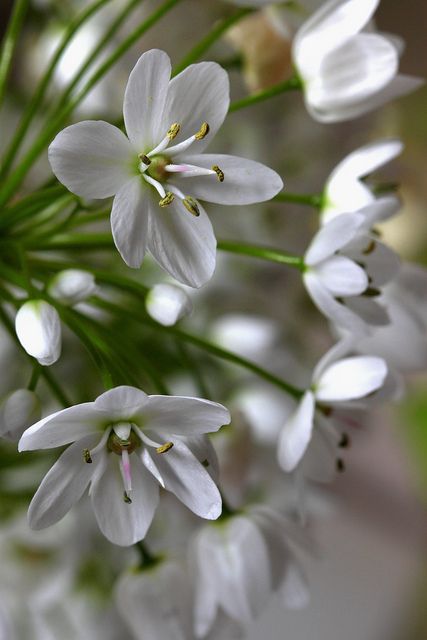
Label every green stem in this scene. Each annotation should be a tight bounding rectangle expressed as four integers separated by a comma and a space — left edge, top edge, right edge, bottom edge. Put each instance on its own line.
218, 240, 304, 270
274, 191, 322, 208
27, 364, 40, 392
0, 0, 113, 179
229, 75, 302, 113
172, 8, 254, 76
135, 541, 160, 569
0, 0, 182, 208
23, 232, 113, 251
0, 0, 30, 110
52, 0, 141, 117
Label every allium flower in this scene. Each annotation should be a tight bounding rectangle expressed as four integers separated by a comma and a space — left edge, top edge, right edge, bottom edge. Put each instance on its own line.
15, 300, 62, 366
292, 0, 423, 122
303, 209, 400, 332
18, 386, 230, 546
116, 561, 243, 640
0, 390, 41, 441
49, 49, 283, 288
278, 339, 387, 472
47, 269, 98, 306
192, 506, 309, 637
145, 283, 192, 326
321, 139, 403, 224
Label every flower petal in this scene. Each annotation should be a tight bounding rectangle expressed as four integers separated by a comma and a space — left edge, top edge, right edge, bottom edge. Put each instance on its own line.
123, 49, 171, 151
277, 391, 315, 472
176, 154, 283, 205
110, 177, 149, 269
19, 403, 99, 451
307, 34, 398, 117
161, 62, 229, 153
91, 452, 159, 546
147, 197, 216, 288
294, 0, 380, 78
343, 296, 390, 326
304, 212, 364, 265
314, 255, 368, 296
28, 433, 101, 529
358, 196, 401, 228
142, 395, 230, 436
94, 385, 149, 419
150, 439, 221, 519
316, 356, 387, 402
328, 139, 403, 183
48, 121, 134, 199
15, 300, 61, 367
304, 271, 369, 333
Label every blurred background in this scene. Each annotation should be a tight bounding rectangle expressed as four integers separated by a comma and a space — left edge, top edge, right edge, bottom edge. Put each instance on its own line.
0, 1, 426, 639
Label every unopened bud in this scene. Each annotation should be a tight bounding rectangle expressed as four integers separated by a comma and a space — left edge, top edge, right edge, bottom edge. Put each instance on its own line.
48, 269, 97, 306
146, 283, 192, 327
0, 389, 41, 441
15, 300, 61, 366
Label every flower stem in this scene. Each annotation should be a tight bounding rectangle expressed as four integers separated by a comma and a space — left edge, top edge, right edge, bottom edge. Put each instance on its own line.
274, 191, 322, 208
135, 542, 160, 569
218, 240, 304, 270
229, 76, 302, 113
0, 0, 183, 208
172, 8, 254, 76
0, 0, 30, 110
0, 0, 113, 179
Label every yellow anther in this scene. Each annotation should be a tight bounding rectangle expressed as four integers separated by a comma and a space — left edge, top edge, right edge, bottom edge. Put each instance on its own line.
362, 240, 376, 255
83, 448, 92, 464
195, 122, 210, 140
167, 123, 181, 140
159, 192, 175, 207
138, 153, 151, 165
212, 165, 224, 182
156, 441, 174, 454
183, 197, 200, 217
123, 492, 132, 504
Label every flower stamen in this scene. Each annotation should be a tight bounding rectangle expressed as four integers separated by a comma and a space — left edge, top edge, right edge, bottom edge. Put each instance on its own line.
166, 122, 210, 156
143, 174, 166, 198
156, 441, 174, 454
165, 163, 216, 178
83, 448, 93, 464
148, 122, 182, 157
212, 165, 224, 182
159, 192, 175, 207
183, 196, 200, 217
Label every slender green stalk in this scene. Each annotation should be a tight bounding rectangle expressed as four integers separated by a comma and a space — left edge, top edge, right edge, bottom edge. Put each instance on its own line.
0, 0, 113, 178
53, 0, 142, 117
93, 297, 303, 399
218, 240, 304, 270
274, 191, 322, 208
229, 76, 302, 113
0, 0, 182, 208
0, 0, 30, 110
172, 8, 253, 76
23, 232, 113, 251
27, 364, 41, 392
0, 190, 70, 231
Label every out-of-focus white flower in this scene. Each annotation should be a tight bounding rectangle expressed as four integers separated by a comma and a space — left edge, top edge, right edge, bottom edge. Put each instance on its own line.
49, 49, 283, 288
278, 339, 387, 472
146, 283, 192, 326
321, 139, 403, 224
115, 560, 243, 640
355, 263, 427, 373
292, 0, 423, 122
303, 209, 400, 333
19, 386, 230, 546
210, 314, 279, 363
48, 269, 98, 306
15, 300, 62, 366
192, 506, 309, 637
0, 389, 41, 441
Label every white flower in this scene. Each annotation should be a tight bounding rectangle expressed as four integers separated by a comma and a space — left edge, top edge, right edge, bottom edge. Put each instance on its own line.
48, 49, 283, 288
146, 283, 192, 326
277, 339, 387, 472
292, 0, 423, 122
18, 385, 230, 546
15, 300, 62, 366
115, 561, 243, 640
192, 506, 309, 637
303, 209, 400, 333
0, 389, 41, 441
321, 139, 403, 224
47, 269, 98, 306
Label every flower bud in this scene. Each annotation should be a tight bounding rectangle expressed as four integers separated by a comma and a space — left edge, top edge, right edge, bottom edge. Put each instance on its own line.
47, 269, 97, 306
0, 389, 41, 441
15, 300, 61, 366
145, 283, 192, 327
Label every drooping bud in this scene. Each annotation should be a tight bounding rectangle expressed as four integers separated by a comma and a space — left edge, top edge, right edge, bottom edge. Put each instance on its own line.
0, 389, 41, 441
15, 300, 62, 366
48, 269, 97, 306
145, 283, 192, 327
